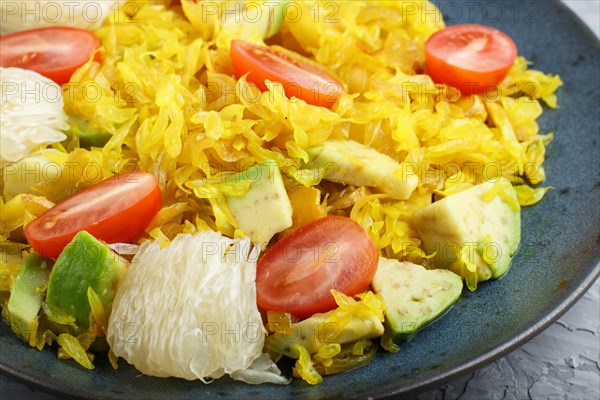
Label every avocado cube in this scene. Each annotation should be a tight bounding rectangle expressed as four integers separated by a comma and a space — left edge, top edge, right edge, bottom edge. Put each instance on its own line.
69, 116, 112, 149
7, 253, 52, 345
45, 231, 127, 330
413, 177, 521, 290
265, 308, 384, 356
305, 139, 418, 200
371, 257, 462, 342
225, 160, 293, 248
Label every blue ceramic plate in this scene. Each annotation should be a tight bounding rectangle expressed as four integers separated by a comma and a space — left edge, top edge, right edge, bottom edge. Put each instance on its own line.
1, 1, 599, 398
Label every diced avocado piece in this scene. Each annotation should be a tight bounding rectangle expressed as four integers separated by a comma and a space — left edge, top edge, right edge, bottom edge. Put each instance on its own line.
413, 177, 521, 290
2, 152, 67, 199
304, 139, 418, 200
221, 0, 289, 39
45, 231, 127, 330
7, 253, 52, 345
225, 160, 292, 248
313, 340, 378, 375
69, 116, 112, 149
371, 257, 462, 343
264, 0, 289, 38
265, 309, 384, 356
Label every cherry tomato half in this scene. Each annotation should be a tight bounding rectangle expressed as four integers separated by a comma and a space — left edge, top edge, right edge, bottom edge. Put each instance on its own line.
425, 24, 517, 94
0, 27, 100, 85
24, 171, 161, 258
230, 40, 343, 109
256, 216, 378, 319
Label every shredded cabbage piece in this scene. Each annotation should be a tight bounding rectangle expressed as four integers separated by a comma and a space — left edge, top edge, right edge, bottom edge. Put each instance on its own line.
87, 287, 108, 336
108, 349, 120, 370
500, 57, 563, 108
332, 290, 385, 322
55, 1, 562, 262
0, 258, 20, 292
147, 227, 171, 248
482, 178, 521, 211
292, 344, 323, 385
266, 311, 297, 334
313, 343, 342, 367
31, 148, 121, 203
0, 195, 54, 241
55, 333, 94, 370
0, 241, 25, 293
352, 340, 372, 356
42, 302, 77, 328
265, 290, 385, 384
514, 185, 553, 206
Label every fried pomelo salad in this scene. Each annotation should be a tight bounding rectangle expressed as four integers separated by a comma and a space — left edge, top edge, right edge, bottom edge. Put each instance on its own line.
0, 0, 561, 385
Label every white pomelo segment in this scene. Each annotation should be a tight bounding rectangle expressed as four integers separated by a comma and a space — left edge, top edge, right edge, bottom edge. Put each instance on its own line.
107, 232, 266, 381
0, 68, 68, 162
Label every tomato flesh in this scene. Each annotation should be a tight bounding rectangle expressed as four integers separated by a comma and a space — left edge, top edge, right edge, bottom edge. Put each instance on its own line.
425, 24, 517, 94
24, 171, 161, 258
256, 216, 378, 319
0, 27, 100, 85
230, 40, 343, 109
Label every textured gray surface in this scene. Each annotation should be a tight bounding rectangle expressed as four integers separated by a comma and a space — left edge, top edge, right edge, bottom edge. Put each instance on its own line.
564, 1, 600, 37
1, 1, 599, 399
417, 280, 600, 400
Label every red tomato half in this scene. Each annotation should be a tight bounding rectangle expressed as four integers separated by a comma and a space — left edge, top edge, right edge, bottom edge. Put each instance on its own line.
0, 27, 100, 85
256, 216, 378, 319
425, 24, 517, 94
24, 171, 161, 258
230, 40, 343, 109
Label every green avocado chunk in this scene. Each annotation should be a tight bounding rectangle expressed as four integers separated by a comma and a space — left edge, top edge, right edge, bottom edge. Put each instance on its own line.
221, 0, 289, 39
265, 309, 384, 357
45, 231, 127, 330
224, 160, 292, 248
412, 177, 521, 290
371, 257, 463, 343
304, 139, 419, 200
7, 253, 52, 344
264, 0, 289, 38
69, 116, 112, 149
